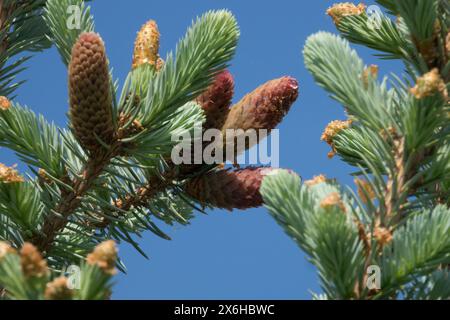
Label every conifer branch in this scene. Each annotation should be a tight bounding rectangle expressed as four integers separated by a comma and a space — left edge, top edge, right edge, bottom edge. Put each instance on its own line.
262, 1, 450, 300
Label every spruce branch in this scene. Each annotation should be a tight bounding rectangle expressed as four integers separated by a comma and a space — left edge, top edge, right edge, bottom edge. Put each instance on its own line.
0, 1, 297, 298
32, 142, 121, 253
44, 0, 94, 66
261, 0, 450, 300
0, 0, 51, 96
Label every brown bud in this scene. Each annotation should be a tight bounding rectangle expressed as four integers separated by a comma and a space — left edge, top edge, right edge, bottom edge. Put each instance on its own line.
354, 178, 376, 203
362, 64, 379, 89
186, 167, 275, 210
86, 240, 118, 275
45, 277, 73, 300
69, 32, 115, 154
196, 70, 234, 130
132, 20, 160, 70
20, 243, 48, 278
373, 226, 393, 247
38, 169, 53, 185
156, 57, 164, 71
379, 126, 398, 141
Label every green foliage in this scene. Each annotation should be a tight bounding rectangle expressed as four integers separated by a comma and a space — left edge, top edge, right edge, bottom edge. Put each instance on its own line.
0, 104, 69, 178
0, 246, 115, 300
0, 0, 52, 97
44, 0, 94, 66
0, 181, 44, 242
395, 0, 439, 41
337, 10, 410, 59
378, 205, 450, 298
261, 0, 450, 300
262, 171, 366, 299
0, 252, 45, 300
0, 0, 243, 299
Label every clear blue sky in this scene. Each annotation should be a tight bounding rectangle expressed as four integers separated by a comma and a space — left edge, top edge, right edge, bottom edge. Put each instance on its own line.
9, 0, 402, 299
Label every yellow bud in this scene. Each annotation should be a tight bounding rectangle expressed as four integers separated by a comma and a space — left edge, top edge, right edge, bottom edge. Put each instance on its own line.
0, 163, 24, 183
327, 2, 366, 25
86, 240, 118, 275
0, 96, 11, 111
321, 120, 352, 158
410, 68, 448, 100
20, 243, 48, 278
132, 20, 161, 70
320, 192, 346, 213
45, 277, 73, 300
305, 174, 327, 187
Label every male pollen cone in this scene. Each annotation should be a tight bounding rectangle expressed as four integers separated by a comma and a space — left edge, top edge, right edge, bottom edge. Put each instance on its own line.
196, 70, 234, 130
186, 167, 275, 210
222, 76, 299, 132
69, 32, 114, 154
132, 20, 160, 70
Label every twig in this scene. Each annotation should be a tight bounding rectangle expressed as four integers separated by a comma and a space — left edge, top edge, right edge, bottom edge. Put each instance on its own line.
32, 143, 122, 253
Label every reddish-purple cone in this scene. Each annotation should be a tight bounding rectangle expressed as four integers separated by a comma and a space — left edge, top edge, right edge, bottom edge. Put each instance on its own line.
196, 70, 234, 130
186, 167, 275, 210
69, 32, 114, 154
222, 76, 298, 132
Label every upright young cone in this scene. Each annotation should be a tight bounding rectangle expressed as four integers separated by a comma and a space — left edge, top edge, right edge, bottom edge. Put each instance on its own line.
132, 20, 161, 70
186, 167, 275, 210
196, 70, 234, 129
222, 77, 298, 132
69, 33, 114, 154
221, 77, 298, 159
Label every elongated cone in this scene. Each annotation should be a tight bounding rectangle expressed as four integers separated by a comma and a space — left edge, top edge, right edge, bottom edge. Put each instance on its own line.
69, 33, 114, 154
222, 77, 298, 132
221, 77, 298, 159
196, 70, 234, 129
186, 167, 275, 210
132, 20, 160, 70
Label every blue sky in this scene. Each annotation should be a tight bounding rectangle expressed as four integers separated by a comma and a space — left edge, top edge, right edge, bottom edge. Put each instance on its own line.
9, 0, 403, 299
